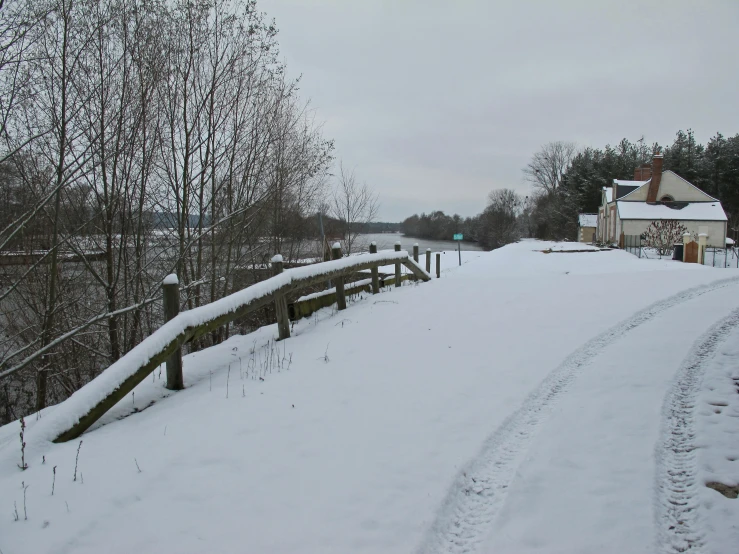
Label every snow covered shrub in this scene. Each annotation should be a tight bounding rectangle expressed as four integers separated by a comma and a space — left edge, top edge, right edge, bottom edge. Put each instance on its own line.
644, 220, 687, 256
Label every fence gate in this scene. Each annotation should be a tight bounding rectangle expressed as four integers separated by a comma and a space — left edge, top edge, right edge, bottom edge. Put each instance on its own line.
684, 241, 699, 263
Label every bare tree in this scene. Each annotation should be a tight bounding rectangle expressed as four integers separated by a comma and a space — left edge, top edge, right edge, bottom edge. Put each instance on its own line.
479, 188, 522, 250
644, 220, 686, 256
523, 141, 577, 195
0, 0, 337, 423
330, 162, 378, 255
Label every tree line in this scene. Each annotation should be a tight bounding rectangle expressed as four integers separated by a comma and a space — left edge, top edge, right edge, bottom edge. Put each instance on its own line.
401, 188, 524, 250
402, 129, 739, 252
0, 0, 378, 423
527, 131, 739, 240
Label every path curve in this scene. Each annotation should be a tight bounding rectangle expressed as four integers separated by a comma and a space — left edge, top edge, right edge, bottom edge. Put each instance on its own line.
417, 276, 739, 554
654, 308, 739, 554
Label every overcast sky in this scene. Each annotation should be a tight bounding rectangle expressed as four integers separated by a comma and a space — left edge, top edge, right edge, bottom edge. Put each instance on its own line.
259, 0, 739, 222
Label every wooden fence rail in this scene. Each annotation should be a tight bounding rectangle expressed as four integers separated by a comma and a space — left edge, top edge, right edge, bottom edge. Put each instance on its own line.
43, 246, 431, 443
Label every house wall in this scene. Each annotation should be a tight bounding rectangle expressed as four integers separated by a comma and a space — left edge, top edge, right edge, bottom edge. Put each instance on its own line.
579, 226, 596, 243
609, 205, 616, 242
620, 219, 727, 247
620, 171, 717, 202
658, 171, 717, 201
620, 184, 648, 201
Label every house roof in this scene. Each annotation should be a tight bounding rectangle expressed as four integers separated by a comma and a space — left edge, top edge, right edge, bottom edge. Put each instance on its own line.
613, 179, 648, 188
617, 171, 720, 203
617, 201, 727, 221
613, 179, 649, 200
618, 183, 647, 201
578, 213, 598, 228
615, 186, 639, 199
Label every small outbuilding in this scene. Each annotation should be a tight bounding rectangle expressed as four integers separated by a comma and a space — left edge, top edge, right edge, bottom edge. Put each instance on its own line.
578, 213, 598, 243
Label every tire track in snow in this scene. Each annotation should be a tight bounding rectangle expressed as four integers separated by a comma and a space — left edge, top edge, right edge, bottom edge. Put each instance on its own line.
418, 276, 739, 554
653, 308, 739, 554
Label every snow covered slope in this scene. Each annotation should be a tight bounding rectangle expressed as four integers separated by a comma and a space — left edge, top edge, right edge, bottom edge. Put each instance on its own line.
1, 241, 738, 554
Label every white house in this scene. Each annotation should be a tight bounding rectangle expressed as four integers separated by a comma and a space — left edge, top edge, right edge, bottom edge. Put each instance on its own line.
597, 155, 727, 248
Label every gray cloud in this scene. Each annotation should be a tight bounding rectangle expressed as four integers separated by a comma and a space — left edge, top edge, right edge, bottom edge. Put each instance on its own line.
261, 0, 739, 221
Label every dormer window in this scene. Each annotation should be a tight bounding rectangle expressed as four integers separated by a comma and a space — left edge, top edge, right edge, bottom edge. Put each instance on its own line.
660, 195, 674, 203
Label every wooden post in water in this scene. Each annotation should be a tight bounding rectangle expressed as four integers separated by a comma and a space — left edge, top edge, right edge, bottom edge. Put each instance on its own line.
426, 248, 431, 273
162, 275, 184, 390
332, 243, 347, 310
435, 252, 441, 278
271, 255, 291, 340
369, 242, 380, 294
394, 242, 402, 288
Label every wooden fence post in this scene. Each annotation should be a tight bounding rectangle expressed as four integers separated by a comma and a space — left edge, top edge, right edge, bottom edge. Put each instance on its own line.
369, 242, 380, 294
394, 242, 402, 288
271, 255, 291, 340
435, 252, 441, 278
163, 274, 184, 390
412, 244, 419, 281
426, 248, 431, 273
332, 243, 347, 310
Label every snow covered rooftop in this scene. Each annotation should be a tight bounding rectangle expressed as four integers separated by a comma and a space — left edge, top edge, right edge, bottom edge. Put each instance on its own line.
613, 179, 648, 187
617, 201, 727, 221
578, 213, 598, 227
604, 187, 613, 203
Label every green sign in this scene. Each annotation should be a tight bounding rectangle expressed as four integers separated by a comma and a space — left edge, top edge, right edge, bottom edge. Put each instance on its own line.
453, 233, 463, 241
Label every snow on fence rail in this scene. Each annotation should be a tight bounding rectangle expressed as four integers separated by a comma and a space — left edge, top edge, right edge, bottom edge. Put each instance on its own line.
35, 248, 430, 444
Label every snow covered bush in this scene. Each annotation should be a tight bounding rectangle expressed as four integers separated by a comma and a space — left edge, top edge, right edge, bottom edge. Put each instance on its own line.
644, 220, 687, 256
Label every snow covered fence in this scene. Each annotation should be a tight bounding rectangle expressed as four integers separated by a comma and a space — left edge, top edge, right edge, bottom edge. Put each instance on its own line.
703, 247, 739, 268
41, 249, 430, 444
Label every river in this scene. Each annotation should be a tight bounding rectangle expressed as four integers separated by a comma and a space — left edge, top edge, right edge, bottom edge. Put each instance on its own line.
354, 233, 484, 253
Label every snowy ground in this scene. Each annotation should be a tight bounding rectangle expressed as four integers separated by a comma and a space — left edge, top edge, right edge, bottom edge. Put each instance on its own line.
1, 240, 739, 554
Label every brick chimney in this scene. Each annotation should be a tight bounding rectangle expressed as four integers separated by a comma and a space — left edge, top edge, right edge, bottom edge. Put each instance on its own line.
646, 155, 663, 203
634, 163, 652, 181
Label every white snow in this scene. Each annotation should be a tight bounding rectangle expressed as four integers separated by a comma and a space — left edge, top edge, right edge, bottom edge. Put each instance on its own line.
296, 278, 373, 303
332, 242, 341, 250
2, 240, 738, 554
270, 254, 283, 263
17, 250, 415, 447
543, 242, 601, 252
618, 200, 728, 221
614, 178, 649, 188
693, 327, 739, 552
162, 274, 179, 285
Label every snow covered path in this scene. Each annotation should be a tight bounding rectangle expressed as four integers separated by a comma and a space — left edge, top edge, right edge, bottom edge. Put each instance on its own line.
2, 242, 739, 554
656, 311, 739, 554
476, 281, 739, 554
419, 277, 739, 554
